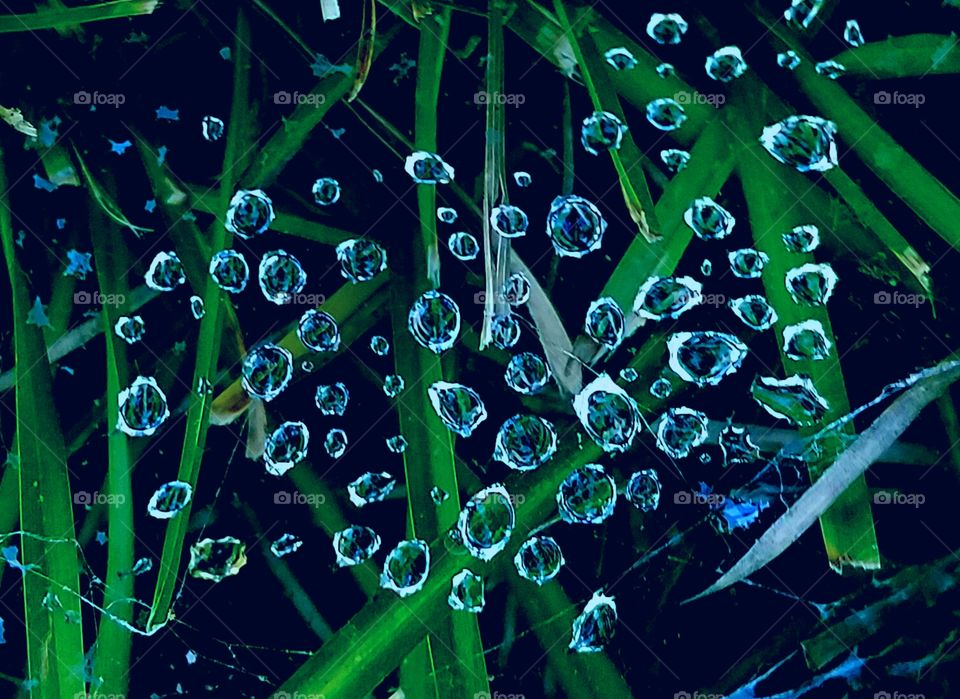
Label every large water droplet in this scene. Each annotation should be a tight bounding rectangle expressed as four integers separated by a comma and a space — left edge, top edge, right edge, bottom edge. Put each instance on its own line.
626, 469, 661, 511
312, 177, 341, 206
241, 344, 293, 401
728, 248, 769, 279
117, 376, 170, 437
729, 295, 778, 331
573, 375, 640, 453
547, 195, 607, 257
264, 421, 309, 476
494, 414, 558, 471
683, 197, 736, 240
188, 536, 247, 582
785, 262, 838, 305
298, 309, 341, 352
646, 98, 687, 131
634, 275, 703, 320
404, 151, 455, 184
504, 272, 531, 306
408, 290, 461, 353
581, 111, 627, 155
448, 569, 485, 613
114, 315, 145, 344
647, 13, 688, 44
514, 535, 565, 585
491, 204, 529, 239
259, 250, 307, 305
751, 374, 830, 426
667, 331, 749, 386
226, 189, 274, 239
505, 353, 552, 395
209, 249, 249, 293
585, 298, 625, 349
706, 46, 748, 82
333, 525, 381, 567
428, 381, 487, 438
381, 539, 430, 597
491, 313, 522, 349
145, 251, 185, 291
336, 239, 387, 283
147, 480, 192, 519
760, 115, 838, 172
570, 591, 617, 653
315, 382, 349, 416
557, 464, 617, 524
783, 319, 832, 360
656, 407, 709, 459
457, 484, 516, 561
348, 472, 396, 507
448, 232, 479, 261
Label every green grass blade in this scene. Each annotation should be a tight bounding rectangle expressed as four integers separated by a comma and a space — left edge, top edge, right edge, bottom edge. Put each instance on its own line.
829, 33, 960, 78
88, 203, 135, 698
0, 147, 86, 698
75, 149, 153, 235
736, 104, 880, 571
0, 0, 157, 33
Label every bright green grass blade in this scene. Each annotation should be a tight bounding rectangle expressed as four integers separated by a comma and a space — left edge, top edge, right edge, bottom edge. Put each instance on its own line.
829, 33, 960, 78
736, 104, 880, 572
146, 7, 252, 632
0, 148, 86, 699
757, 9, 960, 251
0, 0, 157, 33
88, 204, 135, 698
75, 149, 153, 235
552, 0, 657, 240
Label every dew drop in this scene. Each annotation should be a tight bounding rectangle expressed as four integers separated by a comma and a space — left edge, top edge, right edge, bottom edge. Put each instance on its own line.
348, 472, 396, 507
457, 484, 515, 561
117, 376, 169, 437
504, 353, 552, 395
381, 539, 430, 597
209, 249, 249, 293
514, 535, 565, 585
336, 239, 388, 283
147, 480, 192, 519
557, 464, 617, 524
428, 381, 487, 438
493, 414, 558, 471
572, 375, 640, 453
258, 249, 307, 305
333, 525, 381, 567
264, 421, 309, 476
241, 344, 293, 401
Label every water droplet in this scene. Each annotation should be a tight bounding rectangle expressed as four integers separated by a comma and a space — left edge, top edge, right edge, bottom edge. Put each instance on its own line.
785, 262, 838, 305
333, 525, 381, 567
706, 46, 748, 82
656, 407, 709, 459
370, 335, 390, 356
437, 206, 458, 224
264, 421, 309, 476
448, 569, 485, 612
505, 353, 552, 395
760, 115, 838, 172
783, 319, 832, 360
646, 98, 687, 131
315, 382, 349, 416
428, 381, 487, 437
201, 115, 224, 141
815, 60, 846, 79
728, 248, 770, 279
584, 297, 626, 350
777, 51, 801, 70
604, 46, 637, 70
209, 249, 249, 293
448, 232, 479, 261
348, 472, 396, 507
386, 435, 408, 453
242, 344, 293, 401
656, 62, 676, 78
226, 189, 275, 239
683, 197, 736, 240
504, 272, 531, 306
647, 13, 688, 44
626, 469, 661, 511
570, 590, 617, 653
581, 111, 627, 155
336, 239, 388, 283
573, 375, 640, 453
513, 171, 532, 187
188, 537, 247, 582
381, 539, 430, 596
514, 535, 564, 585
382, 374, 405, 398
720, 423, 759, 465
634, 276, 703, 321
491, 313, 521, 349
547, 194, 608, 257
667, 331, 748, 386
457, 484, 516, 560
147, 480, 192, 519
729, 295, 779, 331
117, 376, 169, 437
408, 290, 461, 353
557, 464, 617, 524
145, 251, 185, 291
259, 249, 307, 305
324, 428, 347, 458
661, 148, 690, 173
844, 19, 865, 47
650, 377, 673, 399
620, 367, 638, 382
491, 204, 529, 239
270, 533, 303, 558
782, 224, 820, 253
430, 486, 449, 505
190, 295, 205, 319
312, 177, 341, 206
784, 0, 825, 29
701, 259, 713, 276
494, 414, 558, 471
298, 309, 341, 352
114, 315, 145, 344
751, 374, 830, 426
404, 151, 455, 184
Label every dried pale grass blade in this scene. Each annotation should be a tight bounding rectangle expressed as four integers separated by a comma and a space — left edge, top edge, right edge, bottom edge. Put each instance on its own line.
245, 399, 267, 459
347, 0, 377, 102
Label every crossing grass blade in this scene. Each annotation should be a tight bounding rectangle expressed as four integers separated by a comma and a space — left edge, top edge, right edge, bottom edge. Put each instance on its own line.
829, 34, 960, 78
0, 147, 86, 699
347, 0, 378, 101
0, 0, 157, 33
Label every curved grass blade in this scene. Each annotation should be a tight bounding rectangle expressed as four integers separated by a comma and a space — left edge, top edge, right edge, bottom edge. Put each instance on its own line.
0, 147, 85, 699
829, 33, 960, 78
689, 357, 960, 602
0, 0, 157, 33
74, 148, 153, 235
347, 0, 378, 101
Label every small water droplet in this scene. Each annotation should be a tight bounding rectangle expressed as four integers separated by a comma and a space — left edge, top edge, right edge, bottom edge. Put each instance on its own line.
683, 197, 736, 240
728, 248, 770, 279
386, 435, 408, 453
751, 374, 830, 426
604, 46, 638, 70
720, 423, 760, 465
404, 151, 455, 184
573, 374, 640, 453
661, 148, 690, 173
785, 262, 838, 306
647, 13, 687, 44
491, 204, 529, 239
448, 232, 479, 261
656, 407, 709, 459
147, 480, 192, 519
784, 0, 825, 29
201, 115, 224, 141
815, 60, 846, 79
626, 469, 661, 511
729, 295, 778, 331
348, 472, 396, 507
437, 206, 458, 224
570, 590, 617, 653
504, 272, 531, 306
513, 171, 532, 187
783, 319, 832, 360
650, 377, 673, 399
312, 177, 341, 206
585, 297, 625, 349
370, 335, 390, 356
448, 569, 485, 612
667, 331, 748, 386
706, 46, 748, 82
264, 421, 309, 476
581, 111, 627, 155
619, 367, 638, 382
634, 276, 703, 320
190, 295, 205, 319
646, 98, 687, 131
270, 533, 303, 558
315, 382, 349, 416
408, 290, 461, 353
188, 537, 247, 582
324, 428, 347, 458
457, 484, 516, 561
114, 315, 145, 344
145, 251, 185, 291
491, 313, 521, 349
333, 525, 381, 566
777, 51, 801, 70
844, 19, 865, 47
298, 309, 341, 352
782, 224, 820, 253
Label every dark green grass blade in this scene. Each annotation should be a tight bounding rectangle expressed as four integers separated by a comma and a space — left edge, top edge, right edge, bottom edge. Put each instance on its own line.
829, 34, 960, 78
0, 148, 86, 698
0, 0, 157, 33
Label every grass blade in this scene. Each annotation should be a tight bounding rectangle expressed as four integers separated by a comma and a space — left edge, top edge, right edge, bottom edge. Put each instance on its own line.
75, 148, 153, 235
829, 33, 960, 78
0, 147, 85, 698
0, 0, 157, 33
347, 0, 378, 101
